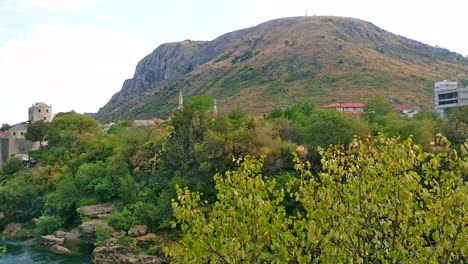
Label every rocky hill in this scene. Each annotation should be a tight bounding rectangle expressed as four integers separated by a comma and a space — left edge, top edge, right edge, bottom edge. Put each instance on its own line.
95, 16, 468, 122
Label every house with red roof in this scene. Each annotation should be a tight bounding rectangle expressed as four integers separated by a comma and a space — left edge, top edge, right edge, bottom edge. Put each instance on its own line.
394, 104, 420, 118
321, 102, 364, 115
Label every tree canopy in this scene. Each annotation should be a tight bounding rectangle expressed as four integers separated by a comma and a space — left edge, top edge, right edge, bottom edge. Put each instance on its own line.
25, 120, 49, 147
166, 137, 467, 263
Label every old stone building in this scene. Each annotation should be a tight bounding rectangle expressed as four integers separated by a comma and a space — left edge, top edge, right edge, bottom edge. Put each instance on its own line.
0, 102, 53, 166
28, 102, 53, 122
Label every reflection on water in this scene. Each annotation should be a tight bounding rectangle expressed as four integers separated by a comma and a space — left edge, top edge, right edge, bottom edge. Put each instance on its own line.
0, 238, 93, 264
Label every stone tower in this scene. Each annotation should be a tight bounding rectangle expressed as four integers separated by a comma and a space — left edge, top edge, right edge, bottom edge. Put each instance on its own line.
212, 99, 218, 115
28, 102, 53, 123
178, 90, 184, 111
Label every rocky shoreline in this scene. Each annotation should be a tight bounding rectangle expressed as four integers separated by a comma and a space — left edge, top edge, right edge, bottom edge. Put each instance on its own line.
1, 204, 171, 263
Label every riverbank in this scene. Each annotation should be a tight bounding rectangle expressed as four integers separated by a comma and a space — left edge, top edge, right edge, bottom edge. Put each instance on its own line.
0, 237, 93, 264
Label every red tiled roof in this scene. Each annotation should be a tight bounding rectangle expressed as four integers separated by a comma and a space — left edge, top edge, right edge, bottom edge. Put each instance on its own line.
152, 118, 165, 124
321, 103, 364, 108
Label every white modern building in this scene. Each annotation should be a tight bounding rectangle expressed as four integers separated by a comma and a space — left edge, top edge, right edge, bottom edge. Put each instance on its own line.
434, 80, 468, 118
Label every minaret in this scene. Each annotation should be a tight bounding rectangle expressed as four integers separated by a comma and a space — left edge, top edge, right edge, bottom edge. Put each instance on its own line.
212, 99, 218, 115
178, 89, 184, 111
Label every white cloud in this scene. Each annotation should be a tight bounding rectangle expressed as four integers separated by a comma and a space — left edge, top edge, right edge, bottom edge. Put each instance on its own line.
0, 24, 153, 124
14, 0, 99, 11
0, 2, 22, 12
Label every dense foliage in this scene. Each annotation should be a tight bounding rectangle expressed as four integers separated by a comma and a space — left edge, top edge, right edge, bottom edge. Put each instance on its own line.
166, 137, 467, 263
25, 120, 49, 148
0, 98, 466, 261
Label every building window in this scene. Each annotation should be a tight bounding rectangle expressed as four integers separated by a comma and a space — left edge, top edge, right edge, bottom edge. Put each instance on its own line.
38, 109, 41, 112
21, 132, 24, 136
438, 92, 458, 105
13, 132, 16, 136
43, 117, 46, 120
46, 109, 49, 113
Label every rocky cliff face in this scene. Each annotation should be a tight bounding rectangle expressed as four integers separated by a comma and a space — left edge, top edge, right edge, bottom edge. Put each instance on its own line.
97, 41, 205, 117
95, 26, 256, 122
95, 16, 468, 122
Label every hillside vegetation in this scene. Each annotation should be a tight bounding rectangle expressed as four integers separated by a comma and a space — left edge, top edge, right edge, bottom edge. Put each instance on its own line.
96, 16, 468, 122
1, 100, 467, 262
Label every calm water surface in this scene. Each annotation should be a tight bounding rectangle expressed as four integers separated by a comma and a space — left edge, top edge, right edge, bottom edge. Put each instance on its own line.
0, 238, 93, 264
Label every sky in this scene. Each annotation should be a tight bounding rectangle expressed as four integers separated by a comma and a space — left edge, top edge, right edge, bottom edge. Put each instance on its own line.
0, 0, 467, 124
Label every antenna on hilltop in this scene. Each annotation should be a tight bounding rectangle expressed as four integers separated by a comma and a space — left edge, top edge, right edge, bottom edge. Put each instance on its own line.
305, 9, 308, 16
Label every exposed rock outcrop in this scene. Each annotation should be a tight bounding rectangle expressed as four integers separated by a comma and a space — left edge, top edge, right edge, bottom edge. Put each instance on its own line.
55, 228, 82, 241
78, 203, 115, 218
2, 223, 21, 237
41, 234, 65, 246
128, 225, 148, 237
80, 219, 110, 235
93, 244, 169, 264
134, 233, 158, 247
51, 244, 71, 254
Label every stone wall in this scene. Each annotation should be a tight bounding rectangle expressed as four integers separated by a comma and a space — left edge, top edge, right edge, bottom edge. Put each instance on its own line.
0, 137, 9, 165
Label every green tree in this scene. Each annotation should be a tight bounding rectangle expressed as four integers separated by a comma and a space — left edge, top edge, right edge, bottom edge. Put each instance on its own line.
268, 107, 284, 119
303, 110, 369, 150
186, 96, 214, 112
292, 137, 467, 262
0, 157, 24, 175
0, 166, 49, 225
165, 156, 295, 263
167, 137, 467, 263
25, 120, 49, 148
382, 115, 434, 150
284, 101, 316, 126
364, 96, 394, 122
47, 112, 100, 150
227, 108, 246, 130
34, 215, 64, 235
0, 123, 12, 132
442, 106, 468, 145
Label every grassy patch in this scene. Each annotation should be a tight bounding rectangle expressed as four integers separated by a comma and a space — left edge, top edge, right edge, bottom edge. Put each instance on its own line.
214, 52, 232, 63
348, 75, 388, 87
232, 50, 258, 64
287, 70, 315, 81
320, 75, 338, 85
266, 86, 288, 96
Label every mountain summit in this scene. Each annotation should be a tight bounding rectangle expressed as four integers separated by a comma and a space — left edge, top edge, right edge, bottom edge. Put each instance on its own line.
95, 16, 468, 122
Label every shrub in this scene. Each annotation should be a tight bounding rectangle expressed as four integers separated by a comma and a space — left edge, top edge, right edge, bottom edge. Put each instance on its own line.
34, 215, 64, 236
1, 157, 24, 175
94, 224, 113, 246
166, 137, 467, 263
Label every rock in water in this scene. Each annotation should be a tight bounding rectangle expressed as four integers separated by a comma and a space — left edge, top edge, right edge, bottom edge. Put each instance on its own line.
53, 229, 82, 241
54, 230, 67, 238
3, 223, 21, 237
51, 245, 71, 254
41, 235, 65, 246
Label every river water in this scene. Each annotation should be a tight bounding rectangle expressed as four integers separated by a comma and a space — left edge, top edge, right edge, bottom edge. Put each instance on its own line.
0, 238, 93, 264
